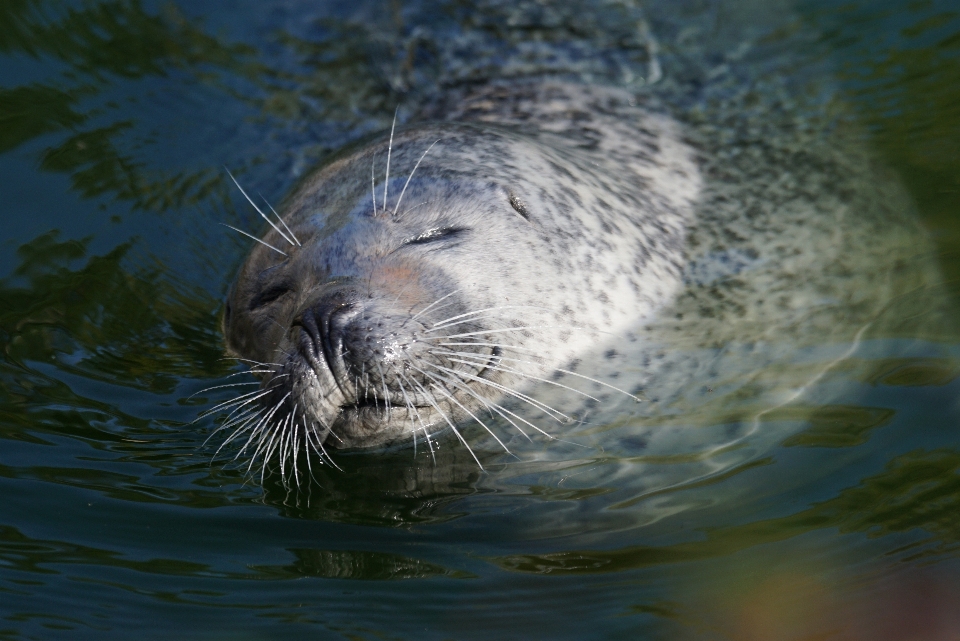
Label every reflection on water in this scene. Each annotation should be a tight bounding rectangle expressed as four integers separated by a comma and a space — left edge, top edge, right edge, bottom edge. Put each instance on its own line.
1, 0, 960, 638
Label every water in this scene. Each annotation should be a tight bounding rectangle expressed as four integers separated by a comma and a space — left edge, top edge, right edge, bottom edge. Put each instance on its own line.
2, 0, 960, 639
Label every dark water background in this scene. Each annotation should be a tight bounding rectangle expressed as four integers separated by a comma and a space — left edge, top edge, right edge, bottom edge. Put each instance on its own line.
2, 0, 960, 639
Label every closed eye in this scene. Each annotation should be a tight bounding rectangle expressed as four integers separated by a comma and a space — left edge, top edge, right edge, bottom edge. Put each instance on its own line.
249, 284, 292, 310
405, 227, 467, 245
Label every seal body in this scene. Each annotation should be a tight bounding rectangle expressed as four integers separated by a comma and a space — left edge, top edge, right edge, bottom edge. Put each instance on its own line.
222, 78, 935, 472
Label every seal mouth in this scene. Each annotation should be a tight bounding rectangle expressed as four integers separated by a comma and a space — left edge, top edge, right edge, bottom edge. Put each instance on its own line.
332, 345, 504, 417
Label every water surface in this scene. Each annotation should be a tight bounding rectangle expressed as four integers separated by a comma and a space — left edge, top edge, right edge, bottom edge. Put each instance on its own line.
2, 0, 960, 639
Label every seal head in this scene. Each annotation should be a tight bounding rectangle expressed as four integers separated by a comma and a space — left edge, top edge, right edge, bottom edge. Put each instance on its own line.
223, 85, 700, 454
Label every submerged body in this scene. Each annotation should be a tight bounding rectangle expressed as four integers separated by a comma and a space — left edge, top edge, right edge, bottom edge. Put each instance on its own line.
222, 77, 935, 475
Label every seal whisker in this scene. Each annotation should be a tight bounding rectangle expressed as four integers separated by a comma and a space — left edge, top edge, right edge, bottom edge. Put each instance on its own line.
197, 387, 273, 420
284, 413, 297, 486
424, 362, 571, 423
436, 349, 646, 404
210, 367, 277, 380
296, 424, 306, 487
325, 426, 344, 444
213, 420, 261, 466
277, 415, 289, 482
237, 408, 276, 468
202, 381, 285, 420
289, 411, 302, 488
424, 366, 537, 442
446, 377, 562, 442
435, 340, 542, 356
260, 194, 300, 246
217, 396, 272, 434
440, 354, 602, 402
220, 223, 287, 257
392, 370, 418, 456
428, 305, 555, 328
370, 149, 378, 215
243, 392, 290, 471
206, 408, 259, 452
310, 421, 342, 471
188, 381, 259, 400
222, 357, 284, 368
236, 428, 263, 470
393, 139, 440, 216
414, 365, 516, 453
425, 375, 512, 456
396, 368, 437, 463
212, 405, 260, 436
303, 423, 324, 467
396, 200, 432, 219
213, 399, 264, 431
427, 325, 571, 339
426, 313, 540, 332
553, 368, 644, 403
212, 410, 263, 458
291, 424, 302, 490
299, 421, 316, 483
233, 410, 276, 465
225, 169, 296, 247
376, 362, 392, 419
300, 421, 326, 484
257, 412, 289, 485
382, 106, 398, 214
409, 289, 461, 322
406, 376, 483, 469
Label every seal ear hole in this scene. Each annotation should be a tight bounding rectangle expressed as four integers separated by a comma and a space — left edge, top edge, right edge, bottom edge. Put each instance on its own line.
508, 193, 531, 221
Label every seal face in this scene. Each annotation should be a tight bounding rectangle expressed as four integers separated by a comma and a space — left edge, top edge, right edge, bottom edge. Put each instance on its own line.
223, 83, 701, 459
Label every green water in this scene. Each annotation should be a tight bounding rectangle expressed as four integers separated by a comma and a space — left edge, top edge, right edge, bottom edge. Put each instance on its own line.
2, 0, 960, 639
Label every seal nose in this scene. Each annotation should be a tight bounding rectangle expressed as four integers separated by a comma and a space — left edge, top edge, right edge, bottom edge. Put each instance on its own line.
295, 288, 361, 371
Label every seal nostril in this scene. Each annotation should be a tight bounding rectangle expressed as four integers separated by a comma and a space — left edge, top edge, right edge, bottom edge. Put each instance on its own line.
296, 309, 323, 359
301, 291, 363, 377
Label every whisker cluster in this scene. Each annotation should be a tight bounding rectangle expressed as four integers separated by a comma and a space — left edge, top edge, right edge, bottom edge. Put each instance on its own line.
221, 168, 300, 257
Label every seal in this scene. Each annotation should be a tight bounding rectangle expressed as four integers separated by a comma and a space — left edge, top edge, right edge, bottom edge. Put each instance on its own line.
221, 81, 701, 469
218, 80, 936, 481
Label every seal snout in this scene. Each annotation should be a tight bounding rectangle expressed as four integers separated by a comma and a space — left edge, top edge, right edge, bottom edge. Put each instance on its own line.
294, 286, 431, 410
295, 289, 362, 390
